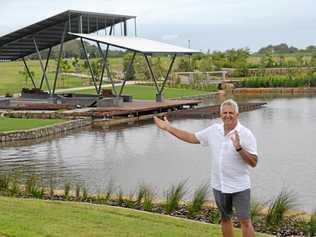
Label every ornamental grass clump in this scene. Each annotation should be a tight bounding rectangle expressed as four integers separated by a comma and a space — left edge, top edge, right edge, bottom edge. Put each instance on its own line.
164, 180, 187, 214
209, 205, 221, 224
250, 198, 265, 224
309, 210, 316, 237
117, 188, 124, 206
82, 186, 88, 201
64, 182, 71, 200
188, 183, 209, 217
105, 179, 115, 202
75, 184, 81, 200
25, 175, 44, 199
136, 184, 146, 207
265, 189, 297, 227
0, 173, 10, 192
125, 191, 136, 208
9, 172, 21, 197
143, 185, 155, 212
48, 178, 55, 199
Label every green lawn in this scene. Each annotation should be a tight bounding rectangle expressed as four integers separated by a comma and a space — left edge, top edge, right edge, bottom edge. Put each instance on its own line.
74, 85, 211, 100
0, 59, 125, 95
0, 118, 65, 132
0, 197, 270, 237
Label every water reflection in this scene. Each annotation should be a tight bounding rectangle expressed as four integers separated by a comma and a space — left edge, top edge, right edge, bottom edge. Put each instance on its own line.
0, 95, 315, 213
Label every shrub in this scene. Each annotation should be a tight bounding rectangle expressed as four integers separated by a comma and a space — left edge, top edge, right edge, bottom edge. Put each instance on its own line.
164, 180, 187, 214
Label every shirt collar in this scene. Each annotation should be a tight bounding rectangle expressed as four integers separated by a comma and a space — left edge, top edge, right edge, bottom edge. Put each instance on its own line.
218, 120, 241, 136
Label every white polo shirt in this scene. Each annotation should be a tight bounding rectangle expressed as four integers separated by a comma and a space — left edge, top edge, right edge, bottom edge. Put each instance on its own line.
195, 121, 258, 193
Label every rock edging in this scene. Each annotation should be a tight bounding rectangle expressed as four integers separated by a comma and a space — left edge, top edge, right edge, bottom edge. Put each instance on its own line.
233, 87, 316, 94
0, 118, 92, 142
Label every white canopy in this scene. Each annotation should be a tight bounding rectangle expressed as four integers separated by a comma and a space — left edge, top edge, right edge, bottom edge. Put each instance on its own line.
69, 32, 198, 54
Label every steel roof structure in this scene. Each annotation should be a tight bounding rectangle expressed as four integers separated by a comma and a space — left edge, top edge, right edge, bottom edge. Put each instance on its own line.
0, 10, 135, 61
69, 33, 198, 55
0, 10, 197, 102
70, 33, 198, 101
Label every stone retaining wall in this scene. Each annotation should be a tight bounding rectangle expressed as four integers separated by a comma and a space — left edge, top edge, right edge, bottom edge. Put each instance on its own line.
0, 118, 92, 142
233, 87, 316, 94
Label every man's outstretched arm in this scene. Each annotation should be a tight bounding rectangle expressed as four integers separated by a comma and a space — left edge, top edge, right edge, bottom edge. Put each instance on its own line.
154, 116, 200, 144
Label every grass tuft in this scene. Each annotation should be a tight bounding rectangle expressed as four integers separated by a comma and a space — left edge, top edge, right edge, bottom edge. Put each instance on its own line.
265, 188, 297, 227
164, 180, 187, 214
309, 209, 316, 237
188, 183, 209, 217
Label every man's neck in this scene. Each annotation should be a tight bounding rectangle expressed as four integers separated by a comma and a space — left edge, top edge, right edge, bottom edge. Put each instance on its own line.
224, 122, 238, 135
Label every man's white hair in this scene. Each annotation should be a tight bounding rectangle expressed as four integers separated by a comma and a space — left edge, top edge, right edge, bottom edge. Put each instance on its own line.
220, 99, 239, 113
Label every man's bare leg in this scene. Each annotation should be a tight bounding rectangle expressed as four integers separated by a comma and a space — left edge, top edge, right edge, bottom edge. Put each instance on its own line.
240, 219, 255, 237
221, 218, 234, 237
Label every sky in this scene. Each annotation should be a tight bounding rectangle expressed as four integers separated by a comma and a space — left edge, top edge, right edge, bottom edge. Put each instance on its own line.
0, 0, 316, 52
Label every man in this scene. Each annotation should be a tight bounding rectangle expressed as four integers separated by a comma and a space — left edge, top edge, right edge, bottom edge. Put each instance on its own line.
154, 99, 258, 237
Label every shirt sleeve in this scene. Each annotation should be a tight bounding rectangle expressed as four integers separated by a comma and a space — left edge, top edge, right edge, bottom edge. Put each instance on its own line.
195, 126, 213, 146
242, 130, 258, 156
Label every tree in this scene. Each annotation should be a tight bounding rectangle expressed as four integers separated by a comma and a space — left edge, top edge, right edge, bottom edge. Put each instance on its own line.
260, 49, 275, 67
310, 54, 316, 67
177, 58, 192, 72
211, 51, 226, 70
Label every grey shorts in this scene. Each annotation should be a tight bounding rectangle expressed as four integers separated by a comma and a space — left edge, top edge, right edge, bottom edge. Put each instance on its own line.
213, 188, 251, 220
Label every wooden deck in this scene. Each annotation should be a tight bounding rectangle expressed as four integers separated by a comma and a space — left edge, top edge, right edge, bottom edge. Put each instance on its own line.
88, 99, 201, 118
166, 102, 267, 119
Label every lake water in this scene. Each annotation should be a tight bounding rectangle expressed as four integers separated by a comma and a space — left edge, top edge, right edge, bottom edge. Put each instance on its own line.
0, 95, 315, 213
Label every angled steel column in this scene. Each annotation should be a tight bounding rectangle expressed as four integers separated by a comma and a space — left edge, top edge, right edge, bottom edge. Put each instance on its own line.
119, 52, 136, 96
144, 55, 159, 93
123, 20, 127, 36
40, 47, 52, 89
33, 37, 51, 94
134, 18, 137, 37
100, 44, 117, 96
96, 42, 118, 95
79, 15, 83, 33
52, 23, 67, 95
22, 58, 36, 88
80, 38, 98, 93
159, 54, 177, 95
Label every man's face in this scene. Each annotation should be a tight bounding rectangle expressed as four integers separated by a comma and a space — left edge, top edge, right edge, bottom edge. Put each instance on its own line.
220, 105, 239, 126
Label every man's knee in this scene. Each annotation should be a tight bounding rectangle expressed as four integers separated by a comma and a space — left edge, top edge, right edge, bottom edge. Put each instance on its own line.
240, 218, 252, 228
221, 218, 232, 224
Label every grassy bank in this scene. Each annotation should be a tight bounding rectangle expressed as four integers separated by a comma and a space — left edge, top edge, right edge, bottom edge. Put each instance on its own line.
74, 85, 211, 100
0, 196, 270, 237
0, 118, 64, 132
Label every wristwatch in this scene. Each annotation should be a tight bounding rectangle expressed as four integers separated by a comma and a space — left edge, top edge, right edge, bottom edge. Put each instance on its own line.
236, 147, 243, 152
